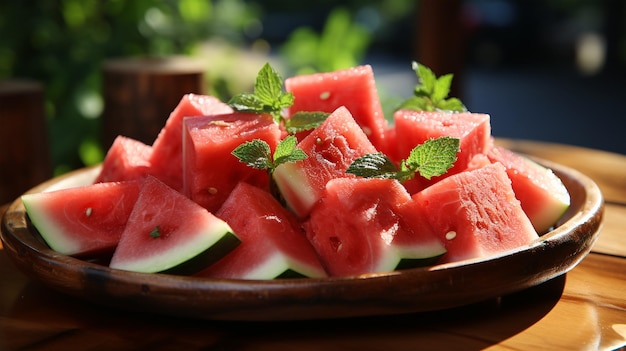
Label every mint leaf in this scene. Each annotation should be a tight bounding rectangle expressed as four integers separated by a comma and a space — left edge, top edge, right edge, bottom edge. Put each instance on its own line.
255, 62, 284, 105
232, 136, 307, 204
227, 93, 265, 112
346, 152, 401, 179
404, 137, 460, 180
227, 62, 294, 122
398, 62, 467, 112
273, 135, 307, 166
346, 136, 459, 182
232, 136, 307, 175
284, 111, 330, 134
231, 139, 273, 170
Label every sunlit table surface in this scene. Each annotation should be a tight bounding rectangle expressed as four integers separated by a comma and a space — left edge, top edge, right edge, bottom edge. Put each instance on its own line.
1, 138, 625, 351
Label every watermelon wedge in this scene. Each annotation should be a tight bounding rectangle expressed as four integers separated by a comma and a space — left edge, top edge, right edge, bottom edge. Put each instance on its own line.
412, 162, 539, 263
285, 65, 388, 150
149, 94, 233, 191
198, 182, 327, 279
487, 145, 570, 233
94, 135, 153, 184
182, 112, 282, 213
304, 177, 446, 277
394, 110, 492, 193
22, 180, 142, 257
109, 176, 240, 274
273, 106, 377, 218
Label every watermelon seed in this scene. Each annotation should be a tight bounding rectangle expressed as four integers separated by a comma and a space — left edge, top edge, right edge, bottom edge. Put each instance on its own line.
150, 226, 162, 238
208, 187, 218, 195
445, 231, 457, 240
329, 236, 342, 252
319, 91, 331, 100
85, 207, 93, 217
208, 120, 231, 128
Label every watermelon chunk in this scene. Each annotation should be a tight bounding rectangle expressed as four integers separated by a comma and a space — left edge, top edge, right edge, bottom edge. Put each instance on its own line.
285, 65, 388, 149
109, 176, 240, 274
273, 106, 377, 218
150, 94, 233, 191
487, 145, 570, 233
198, 182, 327, 279
182, 112, 281, 213
22, 180, 142, 257
304, 177, 446, 277
394, 110, 492, 193
412, 162, 539, 263
94, 135, 153, 184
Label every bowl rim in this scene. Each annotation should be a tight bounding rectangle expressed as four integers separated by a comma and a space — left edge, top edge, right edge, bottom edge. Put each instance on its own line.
0, 157, 604, 320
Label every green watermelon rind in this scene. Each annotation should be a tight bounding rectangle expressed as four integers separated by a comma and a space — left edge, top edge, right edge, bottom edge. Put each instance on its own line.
393, 241, 447, 270
237, 252, 328, 280
273, 162, 317, 218
22, 194, 81, 255
109, 220, 240, 274
520, 157, 571, 233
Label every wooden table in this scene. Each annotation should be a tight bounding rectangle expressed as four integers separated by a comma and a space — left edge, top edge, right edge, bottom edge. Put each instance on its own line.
1, 139, 625, 350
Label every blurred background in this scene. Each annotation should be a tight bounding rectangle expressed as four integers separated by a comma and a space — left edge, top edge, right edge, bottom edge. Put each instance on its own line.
1, 0, 625, 178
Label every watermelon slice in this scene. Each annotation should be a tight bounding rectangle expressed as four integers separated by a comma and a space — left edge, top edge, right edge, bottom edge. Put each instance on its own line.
273, 106, 377, 218
304, 177, 446, 277
22, 180, 142, 257
285, 65, 388, 149
94, 135, 153, 184
487, 145, 570, 233
182, 112, 282, 213
394, 110, 492, 193
149, 94, 233, 191
412, 162, 539, 263
109, 176, 240, 274
198, 182, 327, 279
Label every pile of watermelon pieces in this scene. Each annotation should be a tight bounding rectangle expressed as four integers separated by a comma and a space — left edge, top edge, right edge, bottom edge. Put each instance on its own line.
22, 64, 571, 279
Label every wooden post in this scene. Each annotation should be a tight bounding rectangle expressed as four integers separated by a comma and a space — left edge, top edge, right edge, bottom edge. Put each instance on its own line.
102, 56, 206, 149
0, 79, 52, 204
415, 0, 466, 99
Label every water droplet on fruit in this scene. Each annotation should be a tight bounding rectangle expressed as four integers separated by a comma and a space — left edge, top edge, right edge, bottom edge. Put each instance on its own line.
445, 231, 457, 240
320, 91, 331, 100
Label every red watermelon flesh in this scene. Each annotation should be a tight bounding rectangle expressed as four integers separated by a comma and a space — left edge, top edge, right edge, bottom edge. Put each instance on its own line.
109, 176, 239, 274
285, 65, 388, 149
273, 106, 378, 219
412, 162, 539, 263
394, 110, 492, 193
197, 182, 327, 279
182, 112, 281, 213
304, 177, 446, 277
487, 145, 570, 233
94, 135, 153, 184
21, 180, 142, 257
150, 94, 233, 191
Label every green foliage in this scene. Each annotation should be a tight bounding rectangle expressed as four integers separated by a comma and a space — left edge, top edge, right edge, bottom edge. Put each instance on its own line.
0, 0, 254, 175
280, 7, 371, 75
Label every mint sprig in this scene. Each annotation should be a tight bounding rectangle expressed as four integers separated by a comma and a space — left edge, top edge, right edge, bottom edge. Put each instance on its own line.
228, 62, 295, 123
232, 135, 307, 176
284, 111, 330, 134
347, 136, 460, 181
397, 62, 466, 113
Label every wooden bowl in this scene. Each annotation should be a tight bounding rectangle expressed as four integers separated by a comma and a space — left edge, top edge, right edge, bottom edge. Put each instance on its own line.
0, 159, 603, 321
